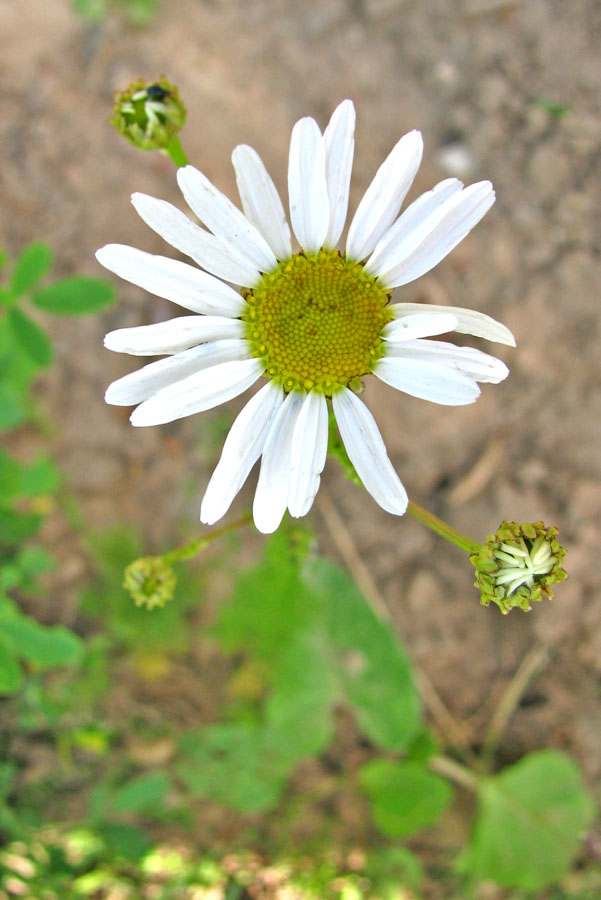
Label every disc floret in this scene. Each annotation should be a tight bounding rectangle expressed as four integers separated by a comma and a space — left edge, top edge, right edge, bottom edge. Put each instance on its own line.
243, 250, 392, 395
470, 521, 567, 614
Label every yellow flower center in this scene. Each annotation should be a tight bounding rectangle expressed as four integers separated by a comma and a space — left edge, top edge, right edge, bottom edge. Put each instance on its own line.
242, 250, 391, 395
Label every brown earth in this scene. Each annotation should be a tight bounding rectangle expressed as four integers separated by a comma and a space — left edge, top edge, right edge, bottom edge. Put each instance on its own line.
2, 0, 601, 877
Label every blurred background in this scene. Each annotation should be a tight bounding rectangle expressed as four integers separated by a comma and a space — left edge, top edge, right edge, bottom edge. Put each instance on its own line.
0, 1, 600, 898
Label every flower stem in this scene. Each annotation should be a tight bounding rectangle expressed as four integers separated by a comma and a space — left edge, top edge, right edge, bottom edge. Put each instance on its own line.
163, 511, 252, 565
163, 135, 189, 168
429, 754, 479, 792
407, 500, 481, 554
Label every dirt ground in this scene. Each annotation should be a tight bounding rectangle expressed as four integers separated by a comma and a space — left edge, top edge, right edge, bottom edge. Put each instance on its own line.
2, 0, 601, 847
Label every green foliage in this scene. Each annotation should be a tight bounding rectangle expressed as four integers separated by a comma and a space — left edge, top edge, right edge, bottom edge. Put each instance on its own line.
108, 771, 171, 815
0, 594, 84, 696
10, 243, 54, 296
535, 97, 573, 120
457, 750, 595, 890
0, 242, 115, 432
179, 530, 421, 813
72, 0, 159, 26
33, 276, 115, 316
359, 759, 453, 838
8, 307, 53, 366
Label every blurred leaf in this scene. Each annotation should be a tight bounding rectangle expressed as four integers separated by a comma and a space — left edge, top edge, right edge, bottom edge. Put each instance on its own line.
0, 448, 22, 498
0, 249, 8, 270
457, 750, 595, 889
406, 728, 439, 763
10, 243, 53, 296
0, 382, 26, 430
535, 97, 573, 120
8, 308, 53, 367
0, 508, 42, 544
191, 534, 422, 814
33, 277, 115, 315
97, 821, 153, 861
0, 451, 60, 500
214, 529, 315, 665
308, 558, 420, 750
20, 456, 61, 496
0, 637, 23, 694
178, 723, 291, 813
360, 759, 453, 838
72, 0, 107, 21
366, 846, 423, 893
0, 762, 17, 800
119, 0, 159, 25
110, 771, 171, 814
1, 614, 84, 669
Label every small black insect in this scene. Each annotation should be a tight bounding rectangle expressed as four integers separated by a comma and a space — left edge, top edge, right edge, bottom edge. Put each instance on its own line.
146, 84, 169, 101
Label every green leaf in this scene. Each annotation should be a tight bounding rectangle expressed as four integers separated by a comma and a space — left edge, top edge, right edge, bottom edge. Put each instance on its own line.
360, 759, 453, 838
366, 846, 423, 894
20, 456, 61, 497
97, 821, 153, 860
0, 383, 26, 430
0, 449, 23, 498
72, 0, 107, 21
0, 637, 23, 694
10, 243, 53, 296
1, 615, 83, 668
310, 559, 421, 750
0, 762, 17, 800
33, 276, 115, 315
457, 750, 595, 889
110, 771, 171, 814
178, 723, 290, 813
7, 308, 53, 367
0, 507, 42, 544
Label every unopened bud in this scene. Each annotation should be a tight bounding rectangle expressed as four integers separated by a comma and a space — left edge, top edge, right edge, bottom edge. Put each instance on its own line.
123, 555, 177, 610
470, 521, 567, 614
111, 77, 186, 152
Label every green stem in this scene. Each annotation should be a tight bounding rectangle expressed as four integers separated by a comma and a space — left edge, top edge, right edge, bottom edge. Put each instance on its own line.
407, 500, 480, 554
164, 511, 252, 565
164, 134, 189, 168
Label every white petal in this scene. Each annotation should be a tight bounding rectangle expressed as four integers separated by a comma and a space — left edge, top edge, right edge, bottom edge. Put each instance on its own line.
130, 358, 264, 426
389, 302, 516, 347
288, 117, 330, 253
323, 99, 355, 248
232, 144, 292, 260
369, 181, 495, 288
374, 357, 481, 405
382, 312, 458, 342
131, 193, 260, 287
253, 391, 305, 533
105, 339, 249, 406
365, 178, 463, 276
288, 392, 329, 517
200, 382, 284, 525
104, 316, 244, 356
176, 165, 277, 273
346, 130, 423, 262
332, 389, 408, 515
385, 339, 509, 384
96, 244, 245, 317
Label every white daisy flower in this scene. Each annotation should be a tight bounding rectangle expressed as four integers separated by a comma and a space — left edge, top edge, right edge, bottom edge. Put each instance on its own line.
98, 99, 514, 534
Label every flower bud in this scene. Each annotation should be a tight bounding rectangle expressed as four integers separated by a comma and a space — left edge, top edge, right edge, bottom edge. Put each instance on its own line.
111, 77, 186, 152
123, 555, 177, 610
470, 521, 567, 614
